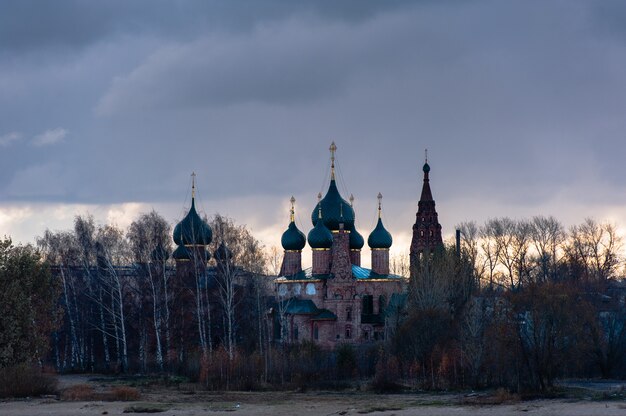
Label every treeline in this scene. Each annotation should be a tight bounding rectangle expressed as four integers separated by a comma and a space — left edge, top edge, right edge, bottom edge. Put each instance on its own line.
35, 211, 268, 375
1, 213, 625, 394
456, 216, 622, 289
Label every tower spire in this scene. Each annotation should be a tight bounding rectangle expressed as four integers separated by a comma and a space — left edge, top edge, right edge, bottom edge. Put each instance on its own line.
191, 171, 196, 200
330, 141, 337, 180
425, 148, 428, 163
289, 196, 296, 223
377, 192, 383, 219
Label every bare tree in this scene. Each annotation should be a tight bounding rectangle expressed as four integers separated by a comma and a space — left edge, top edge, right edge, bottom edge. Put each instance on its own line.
530, 216, 564, 283
390, 253, 410, 277
127, 211, 172, 371
565, 218, 622, 281
456, 221, 485, 287
94, 224, 130, 371
480, 219, 504, 290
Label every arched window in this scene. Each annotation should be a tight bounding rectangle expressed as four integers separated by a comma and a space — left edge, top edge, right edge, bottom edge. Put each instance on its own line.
345, 326, 352, 339
346, 307, 352, 321
278, 284, 288, 297
378, 295, 386, 314
420, 230, 424, 237
362, 295, 373, 315
306, 283, 316, 295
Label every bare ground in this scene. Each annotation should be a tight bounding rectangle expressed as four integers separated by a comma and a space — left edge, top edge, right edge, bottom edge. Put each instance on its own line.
1, 375, 624, 416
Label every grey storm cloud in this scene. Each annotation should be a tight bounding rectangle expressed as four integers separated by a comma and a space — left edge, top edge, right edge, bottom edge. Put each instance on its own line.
2, 0, 626, 233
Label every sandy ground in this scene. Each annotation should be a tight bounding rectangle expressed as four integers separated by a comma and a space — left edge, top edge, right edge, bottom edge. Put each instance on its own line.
0, 375, 624, 416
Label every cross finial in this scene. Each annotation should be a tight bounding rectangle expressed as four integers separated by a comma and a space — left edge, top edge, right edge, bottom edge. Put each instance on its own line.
317, 192, 322, 203
191, 171, 196, 199
349, 193, 354, 207
425, 148, 428, 163
377, 192, 383, 219
289, 196, 296, 222
330, 141, 337, 180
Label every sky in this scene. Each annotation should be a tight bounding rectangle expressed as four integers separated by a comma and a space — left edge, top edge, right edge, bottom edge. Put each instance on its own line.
2, 0, 626, 268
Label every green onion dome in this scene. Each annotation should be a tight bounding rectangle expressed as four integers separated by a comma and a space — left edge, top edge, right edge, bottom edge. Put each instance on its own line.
281, 221, 306, 251
368, 218, 393, 249
214, 242, 233, 262
310, 179, 355, 231
172, 244, 191, 260
423, 162, 430, 173
349, 225, 364, 250
173, 197, 213, 246
308, 217, 333, 249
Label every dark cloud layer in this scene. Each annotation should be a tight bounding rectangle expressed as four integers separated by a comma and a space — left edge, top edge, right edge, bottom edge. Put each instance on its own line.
2, 1, 626, 243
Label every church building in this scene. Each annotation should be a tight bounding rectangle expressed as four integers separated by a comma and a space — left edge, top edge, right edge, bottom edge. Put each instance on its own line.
272, 143, 414, 347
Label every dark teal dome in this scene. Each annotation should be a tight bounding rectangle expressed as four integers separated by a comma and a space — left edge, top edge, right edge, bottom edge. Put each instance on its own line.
172, 245, 210, 262
173, 198, 213, 246
151, 244, 169, 263
423, 162, 430, 173
214, 242, 233, 262
349, 225, 364, 250
307, 218, 333, 249
368, 218, 393, 249
281, 221, 306, 251
310, 180, 355, 231
172, 244, 191, 260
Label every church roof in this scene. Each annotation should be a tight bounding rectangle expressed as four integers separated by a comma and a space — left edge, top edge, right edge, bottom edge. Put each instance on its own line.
311, 179, 355, 231
310, 142, 356, 231
275, 265, 404, 282
368, 218, 393, 249
307, 212, 334, 249
281, 197, 306, 251
173, 176, 212, 246
349, 224, 365, 250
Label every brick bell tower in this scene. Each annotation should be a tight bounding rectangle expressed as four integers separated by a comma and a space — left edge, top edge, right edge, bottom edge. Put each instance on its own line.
409, 151, 443, 270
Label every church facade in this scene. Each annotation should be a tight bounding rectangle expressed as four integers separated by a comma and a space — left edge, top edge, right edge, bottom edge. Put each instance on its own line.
272, 144, 443, 348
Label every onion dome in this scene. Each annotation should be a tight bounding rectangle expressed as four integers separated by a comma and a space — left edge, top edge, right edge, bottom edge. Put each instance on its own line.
173, 174, 213, 246
214, 242, 233, 262
308, 205, 333, 249
151, 244, 170, 263
349, 225, 364, 250
368, 193, 393, 249
423, 162, 430, 173
172, 244, 191, 261
368, 218, 393, 249
310, 142, 355, 231
281, 196, 306, 251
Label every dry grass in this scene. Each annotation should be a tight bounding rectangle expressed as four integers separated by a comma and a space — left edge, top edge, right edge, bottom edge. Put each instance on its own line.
61, 384, 96, 401
109, 386, 141, 401
61, 383, 140, 401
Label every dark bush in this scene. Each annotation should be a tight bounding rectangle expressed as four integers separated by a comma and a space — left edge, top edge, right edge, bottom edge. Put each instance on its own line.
0, 364, 58, 398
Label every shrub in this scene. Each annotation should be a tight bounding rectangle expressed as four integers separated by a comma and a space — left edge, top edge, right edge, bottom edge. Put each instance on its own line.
336, 344, 357, 380
61, 384, 140, 401
61, 384, 96, 401
109, 386, 140, 401
0, 364, 58, 398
